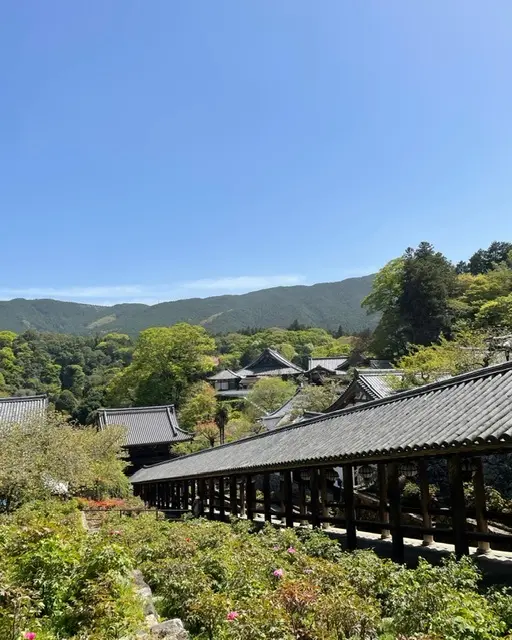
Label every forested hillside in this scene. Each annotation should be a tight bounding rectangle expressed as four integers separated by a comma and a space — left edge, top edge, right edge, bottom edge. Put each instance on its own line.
0, 275, 376, 335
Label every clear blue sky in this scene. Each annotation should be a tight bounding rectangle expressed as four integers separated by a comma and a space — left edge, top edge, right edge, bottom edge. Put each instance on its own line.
2, 1, 512, 305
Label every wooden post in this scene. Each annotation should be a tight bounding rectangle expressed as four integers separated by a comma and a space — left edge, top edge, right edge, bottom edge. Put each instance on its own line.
190, 479, 196, 505
378, 463, 390, 539
319, 468, 329, 529
472, 457, 490, 554
343, 464, 357, 550
209, 477, 216, 519
246, 474, 254, 521
198, 478, 206, 516
448, 455, 469, 557
230, 476, 238, 516
387, 461, 404, 563
283, 469, 294, 528
418, 459, 433, 546
280, 473, 286, 524
310, 468, 320, 528
218, 476, 226, 521
298, 471, 307, 525
240, 480, 246, 517
183, 480, 189, 512
263, 472, 272, 522
176, 482, 182, 510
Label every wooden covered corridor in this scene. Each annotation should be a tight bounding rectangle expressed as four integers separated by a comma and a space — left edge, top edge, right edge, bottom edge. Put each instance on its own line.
130, 362, 512, 562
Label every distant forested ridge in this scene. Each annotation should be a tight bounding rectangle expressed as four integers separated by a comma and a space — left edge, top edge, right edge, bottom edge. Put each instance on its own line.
0, 275, 376, 335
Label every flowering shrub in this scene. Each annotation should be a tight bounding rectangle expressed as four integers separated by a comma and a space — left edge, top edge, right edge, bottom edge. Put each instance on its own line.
98, 514, 512, 640
0, 500, 142, 640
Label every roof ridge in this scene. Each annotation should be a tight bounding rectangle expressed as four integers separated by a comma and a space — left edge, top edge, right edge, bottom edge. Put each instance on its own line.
100, 404, 176, 413
0, 394, 47, 402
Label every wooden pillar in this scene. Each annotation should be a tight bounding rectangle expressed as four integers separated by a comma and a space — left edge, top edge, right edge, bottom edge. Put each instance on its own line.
176, 482, 182, 510
472, 457, 490, 554
190, 479, 196, 505
298, 472, 307, 525
310, 468, 320, 528
198, 478, 206, 516
319, 468, 329, 529
387, 461, 404, 563
448, 455, 469, 557
343, 464, 357, 550
246, 474, 254, 521
218, 476, 226, 521
230, 476, 238, 516
183, 480, 189, 512
263, 472, 272, 522
418, 459, 433, 546
240, 480, 246, 517
378, 463, 390, 539
280, 473, 286, 524
208, 477, 216, 519
283, 469, 294, 528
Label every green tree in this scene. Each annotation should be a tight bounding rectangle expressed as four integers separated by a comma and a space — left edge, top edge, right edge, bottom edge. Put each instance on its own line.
476, 293, 512, 330
246, 377, 296, 417
107, 323, 216, 407
178, 381, 218, 431
55, 389, 78, 413
61, 364, 86, 397
398, 242, 457, 347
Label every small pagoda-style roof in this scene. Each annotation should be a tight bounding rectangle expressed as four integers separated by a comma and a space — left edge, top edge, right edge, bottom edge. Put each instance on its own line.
324, 369, 403, 412
236, 348, 303, 378
335, 355, 394, 372
306, 356, 348, 373
0, 395, 48, 425
207, 369, 241, 381
98, 405, 192, 448
131, 360, 512, 484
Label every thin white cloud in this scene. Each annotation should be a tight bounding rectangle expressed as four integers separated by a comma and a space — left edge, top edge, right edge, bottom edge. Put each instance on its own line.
0, 275, 307, 305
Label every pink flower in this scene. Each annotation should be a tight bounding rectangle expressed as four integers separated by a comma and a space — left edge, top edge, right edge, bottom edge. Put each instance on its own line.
287, 546, 296, 554
273, 568, 284, 578
24, 634, 36, 640
109, 530, 122, 536
273, 545, 280, 551
304, 568, 313, 574
227, 611, 239, 621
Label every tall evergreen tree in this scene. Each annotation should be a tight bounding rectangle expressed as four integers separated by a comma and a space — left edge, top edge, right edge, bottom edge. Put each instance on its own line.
398, 242, 457, 346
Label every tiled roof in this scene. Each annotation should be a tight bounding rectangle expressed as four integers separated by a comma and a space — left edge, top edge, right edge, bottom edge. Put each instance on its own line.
0, 395, 48, 425
306, 357, 348, 372
131, 361, 512, 483
98, 405, 192, 447
216, 390, 250, 398
324, 369, 403, 412
236, 348, 303, 377
208, 369, 241, 381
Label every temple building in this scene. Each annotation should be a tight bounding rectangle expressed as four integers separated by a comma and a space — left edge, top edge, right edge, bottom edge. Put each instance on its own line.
97, 405, 192, 471
324, 369, 404, 412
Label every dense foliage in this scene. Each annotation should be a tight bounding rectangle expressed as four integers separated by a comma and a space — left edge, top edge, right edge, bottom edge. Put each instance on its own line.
364, 240, 512, 359
0, 412, 130, 510
97, 513, 512, 640
0, 275, 376, 335
0, 501, 143, 640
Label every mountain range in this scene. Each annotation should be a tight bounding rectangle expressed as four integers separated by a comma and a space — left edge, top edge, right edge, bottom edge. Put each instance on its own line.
0, 275, 377, 335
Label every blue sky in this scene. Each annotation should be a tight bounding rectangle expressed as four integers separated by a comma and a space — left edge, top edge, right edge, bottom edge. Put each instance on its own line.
2, 1, 512, 305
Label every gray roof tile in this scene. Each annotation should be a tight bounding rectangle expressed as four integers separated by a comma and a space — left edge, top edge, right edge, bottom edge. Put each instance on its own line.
208, 369, 241, 381
306, 357, 348, 372
131, 361, 512, 483
0, 395, 48, 425
98, 405, 192, 447
236, 348, 303, 377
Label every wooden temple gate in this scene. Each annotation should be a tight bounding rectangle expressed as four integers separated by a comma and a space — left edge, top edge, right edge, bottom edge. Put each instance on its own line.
131, 362, 512, 562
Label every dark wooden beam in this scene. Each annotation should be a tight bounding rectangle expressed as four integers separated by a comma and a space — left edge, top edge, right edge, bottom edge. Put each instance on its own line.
208, 477, 215, 519
263, 472, 272, 522
218, 476, 225, 521
283, 470, 294, 528
387, 461, 404, 563
183, 480, 189, 512
198, 478, 206, 517
418, 459, 433, 546
230, 475, 238, 516
298, 471, 307, 525
310, 468, 320, 528
448, 454, 469, 557
246, 474, 254, 521
472, 456, 490, 554
343, 464, 357, 550
319, 468, 329, 529
378, 463, 390, 539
